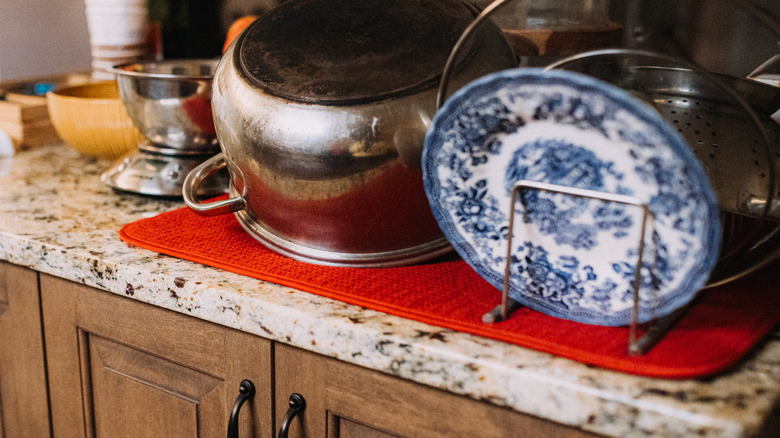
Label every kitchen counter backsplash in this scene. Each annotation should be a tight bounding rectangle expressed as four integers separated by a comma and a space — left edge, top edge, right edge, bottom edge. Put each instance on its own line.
1, 144, 778, 438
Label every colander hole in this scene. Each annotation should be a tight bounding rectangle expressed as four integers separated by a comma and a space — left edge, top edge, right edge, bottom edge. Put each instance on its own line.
711, 132, 717, 136
709, 153, 716, 158
678, 129, 684, 133
673, 119, 679, 123
695, 101, 701, 105
686, 122, 692, 126
706, 122, 711, 126
683, 99, 689, 103
755, 160, 760, 165
697, 140, 704, 144
696, 115, 702, 119
684, 111, 690, 115
671, 110, 677, 114
713, 143, 719, 148
753, 148, 758, 153
761, 172, 766, 178
695, 130, 700, 134
667, 100, 673, 103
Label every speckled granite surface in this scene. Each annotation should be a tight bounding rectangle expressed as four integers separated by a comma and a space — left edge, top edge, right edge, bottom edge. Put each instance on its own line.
1, 144, 778, 437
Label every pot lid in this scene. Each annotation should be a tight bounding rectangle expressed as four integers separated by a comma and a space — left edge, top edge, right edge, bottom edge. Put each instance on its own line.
237, 0, 478, 105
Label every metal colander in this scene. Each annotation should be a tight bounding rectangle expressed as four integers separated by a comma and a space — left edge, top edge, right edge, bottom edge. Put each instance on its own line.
617, 66, 780, 221
546, 49, 780, 286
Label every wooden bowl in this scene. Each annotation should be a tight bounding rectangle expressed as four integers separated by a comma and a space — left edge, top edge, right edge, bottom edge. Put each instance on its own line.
46, 81, 142, 159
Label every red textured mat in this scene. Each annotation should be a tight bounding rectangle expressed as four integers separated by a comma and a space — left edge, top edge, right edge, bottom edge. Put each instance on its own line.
119, 203, 780, 379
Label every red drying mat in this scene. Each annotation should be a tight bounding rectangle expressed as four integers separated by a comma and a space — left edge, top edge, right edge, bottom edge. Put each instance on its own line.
119, 203, 780, 379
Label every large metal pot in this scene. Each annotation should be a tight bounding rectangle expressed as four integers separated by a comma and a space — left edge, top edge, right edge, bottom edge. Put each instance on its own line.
183, 0, 517, 267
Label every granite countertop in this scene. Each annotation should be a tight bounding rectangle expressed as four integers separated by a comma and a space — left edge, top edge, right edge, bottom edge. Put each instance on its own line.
1, 144, 778, 437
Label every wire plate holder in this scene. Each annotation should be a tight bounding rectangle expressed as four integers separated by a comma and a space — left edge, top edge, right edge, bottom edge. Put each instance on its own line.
481, 180, 686, 356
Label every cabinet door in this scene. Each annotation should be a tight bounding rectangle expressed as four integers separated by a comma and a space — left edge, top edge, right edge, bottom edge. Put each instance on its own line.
0, 262, 51, 438
40, 274, 273, 438
274, 344, 600, 438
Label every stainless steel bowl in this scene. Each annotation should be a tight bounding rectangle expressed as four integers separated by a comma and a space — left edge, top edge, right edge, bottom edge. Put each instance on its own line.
111, 59, 220, 153
101, 59, 228, 197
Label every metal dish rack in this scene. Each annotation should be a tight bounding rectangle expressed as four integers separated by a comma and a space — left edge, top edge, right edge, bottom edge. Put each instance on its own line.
438, 0, 780, 355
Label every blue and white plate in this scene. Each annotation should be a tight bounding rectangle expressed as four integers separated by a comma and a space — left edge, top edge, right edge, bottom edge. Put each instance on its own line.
422, 68, 721, 326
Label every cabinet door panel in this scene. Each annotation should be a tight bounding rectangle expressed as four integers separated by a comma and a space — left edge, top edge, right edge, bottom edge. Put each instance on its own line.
76, 280, 226, 373
338, 418, 398, 438
0, 262, 51, 438
275, 343, 327, 438
40, 274, 273, 438
89, 335, 223, 437
275, 344, 600, 438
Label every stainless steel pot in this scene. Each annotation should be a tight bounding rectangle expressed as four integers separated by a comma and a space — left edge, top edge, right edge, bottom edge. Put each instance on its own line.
183, 0, 517, 267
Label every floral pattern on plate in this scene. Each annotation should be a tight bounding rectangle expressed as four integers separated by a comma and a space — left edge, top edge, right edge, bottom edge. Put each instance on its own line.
422, 69, 721, 326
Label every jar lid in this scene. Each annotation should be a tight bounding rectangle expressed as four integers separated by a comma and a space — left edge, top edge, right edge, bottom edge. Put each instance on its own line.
237, 0, 477, 105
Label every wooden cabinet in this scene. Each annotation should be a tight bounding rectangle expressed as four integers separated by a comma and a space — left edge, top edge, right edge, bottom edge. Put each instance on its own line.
39, 273, 274, 438
274, 343, 600, 438
0, 262, 51, 438
0, 261, 600, 437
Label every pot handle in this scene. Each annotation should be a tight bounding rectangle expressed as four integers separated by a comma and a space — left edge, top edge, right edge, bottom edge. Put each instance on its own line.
183, 152, 247, 217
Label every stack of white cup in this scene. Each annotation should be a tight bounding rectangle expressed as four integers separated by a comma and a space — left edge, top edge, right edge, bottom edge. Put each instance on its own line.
84, 0, 151, 79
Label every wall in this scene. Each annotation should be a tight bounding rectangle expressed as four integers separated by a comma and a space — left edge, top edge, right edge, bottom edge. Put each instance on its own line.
0, 0, 91, 81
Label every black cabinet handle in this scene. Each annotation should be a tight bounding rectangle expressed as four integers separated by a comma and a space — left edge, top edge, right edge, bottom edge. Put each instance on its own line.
277, 393, 306, 438
227, 379, 256, 438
